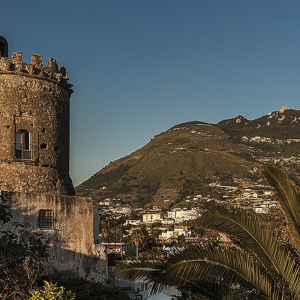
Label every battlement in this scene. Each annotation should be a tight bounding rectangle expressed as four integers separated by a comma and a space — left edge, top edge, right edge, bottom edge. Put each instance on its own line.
0, 52, 73, 94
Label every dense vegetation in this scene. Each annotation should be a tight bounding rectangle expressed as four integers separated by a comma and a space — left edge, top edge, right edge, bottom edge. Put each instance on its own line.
0, 195, 49, 299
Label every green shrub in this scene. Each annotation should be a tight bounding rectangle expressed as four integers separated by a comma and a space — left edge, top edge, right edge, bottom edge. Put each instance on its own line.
0, 196, 49, 299
26, 281, 75, 300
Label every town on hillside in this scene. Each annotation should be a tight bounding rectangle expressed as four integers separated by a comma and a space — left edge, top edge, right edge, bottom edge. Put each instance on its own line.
97, 181, 281, 259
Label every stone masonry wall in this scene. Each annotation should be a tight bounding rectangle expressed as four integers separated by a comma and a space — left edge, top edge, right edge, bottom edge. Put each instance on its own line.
0, 52, 74, 194
3, 192, 108, 283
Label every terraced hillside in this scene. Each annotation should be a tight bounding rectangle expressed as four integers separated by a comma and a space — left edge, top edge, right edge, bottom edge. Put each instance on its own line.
76, 106, 300, 208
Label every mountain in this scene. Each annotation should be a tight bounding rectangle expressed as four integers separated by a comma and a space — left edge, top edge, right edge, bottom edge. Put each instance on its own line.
76, 106, 300, 208
218, 106, 300, 139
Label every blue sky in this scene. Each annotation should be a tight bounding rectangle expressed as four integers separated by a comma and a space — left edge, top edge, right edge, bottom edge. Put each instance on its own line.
1, 1, 300, 186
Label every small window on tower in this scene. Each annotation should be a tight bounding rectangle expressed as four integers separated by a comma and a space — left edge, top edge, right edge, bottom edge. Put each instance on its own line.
39, 210, 54, 229
15, 129, 31, 159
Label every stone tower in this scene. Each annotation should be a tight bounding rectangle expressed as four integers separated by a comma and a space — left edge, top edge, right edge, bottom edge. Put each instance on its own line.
0, 36, 74, 195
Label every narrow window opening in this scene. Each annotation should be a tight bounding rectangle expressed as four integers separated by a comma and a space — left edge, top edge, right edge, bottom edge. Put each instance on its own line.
39, 209, 54, 229
15, 129, 31, 159
40, 143, 47, 149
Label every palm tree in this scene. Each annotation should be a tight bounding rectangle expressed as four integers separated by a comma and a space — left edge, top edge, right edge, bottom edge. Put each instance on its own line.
115, 165, 300, 299
131, 228, 143, 259
131, 225, 150, 259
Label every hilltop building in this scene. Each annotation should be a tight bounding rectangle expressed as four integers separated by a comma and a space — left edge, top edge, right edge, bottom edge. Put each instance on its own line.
0, 36, 107, 282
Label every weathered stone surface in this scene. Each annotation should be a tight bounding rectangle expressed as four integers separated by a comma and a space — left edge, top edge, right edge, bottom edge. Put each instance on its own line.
0, 53, 74, 195
0, 38, 108, 283
3, 192, 108, 283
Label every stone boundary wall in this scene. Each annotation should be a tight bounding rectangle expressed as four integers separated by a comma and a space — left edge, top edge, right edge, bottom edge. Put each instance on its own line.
3, 191, 108, 283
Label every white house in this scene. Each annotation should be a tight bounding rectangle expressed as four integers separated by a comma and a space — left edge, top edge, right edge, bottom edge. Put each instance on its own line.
159, 228, 191, 240
142, 212, 163, 223
167, 209, 200, 223
124, 220, 141, 226
253, 204, 269, 213
161, 218, 175, 225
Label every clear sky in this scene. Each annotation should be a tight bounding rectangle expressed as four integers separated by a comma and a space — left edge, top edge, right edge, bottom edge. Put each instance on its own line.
1, 1, 300, 186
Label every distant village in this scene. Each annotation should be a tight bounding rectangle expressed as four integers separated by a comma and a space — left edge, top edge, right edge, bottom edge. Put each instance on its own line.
92, 120, 300, 260
98, 181, 280, 255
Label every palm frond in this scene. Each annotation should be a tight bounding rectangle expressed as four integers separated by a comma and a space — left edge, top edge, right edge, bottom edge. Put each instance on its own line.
114, 259, 164, 281
115, 245, 274, 299
163, 245, 273, 298
193, 204, 300, 299
115, 260, 233, 299
263, 164, 300, 253
194, 205, 282, 272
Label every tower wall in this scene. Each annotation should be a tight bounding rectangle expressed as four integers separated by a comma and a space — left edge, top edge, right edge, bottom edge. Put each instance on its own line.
0, 52, 74, 195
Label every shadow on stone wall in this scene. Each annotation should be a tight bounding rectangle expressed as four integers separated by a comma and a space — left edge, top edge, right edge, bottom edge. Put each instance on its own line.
2, 191, 108, 283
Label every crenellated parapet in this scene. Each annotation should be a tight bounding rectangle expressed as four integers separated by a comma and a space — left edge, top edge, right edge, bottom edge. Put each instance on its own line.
0, 45, 75, 195
0, 52, 73, 94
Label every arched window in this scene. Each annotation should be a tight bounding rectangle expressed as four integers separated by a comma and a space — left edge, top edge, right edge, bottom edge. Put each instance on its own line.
15, 130, 31, 159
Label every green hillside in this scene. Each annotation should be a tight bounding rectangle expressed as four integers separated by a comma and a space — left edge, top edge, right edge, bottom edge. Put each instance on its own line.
76, 107, 300, 208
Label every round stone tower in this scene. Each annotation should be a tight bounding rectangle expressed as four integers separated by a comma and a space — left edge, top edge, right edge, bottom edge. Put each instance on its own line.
0, 36, 75, 195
